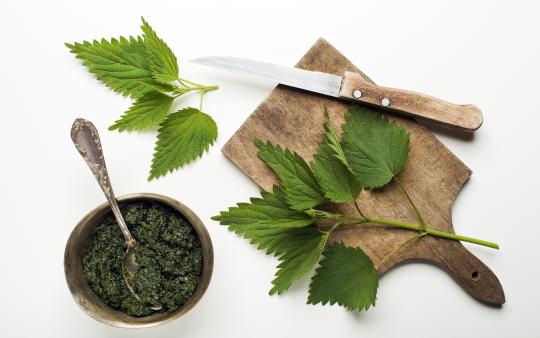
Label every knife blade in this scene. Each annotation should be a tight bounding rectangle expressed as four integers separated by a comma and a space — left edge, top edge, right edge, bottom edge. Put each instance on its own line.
191, 56, 483, 131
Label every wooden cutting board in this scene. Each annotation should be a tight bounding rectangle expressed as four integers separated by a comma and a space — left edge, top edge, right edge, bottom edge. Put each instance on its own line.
222, 38, 504, 306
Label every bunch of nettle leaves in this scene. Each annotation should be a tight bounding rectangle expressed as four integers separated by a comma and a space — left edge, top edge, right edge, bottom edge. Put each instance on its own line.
214, 105, 498, 311
66, 18, 218, 180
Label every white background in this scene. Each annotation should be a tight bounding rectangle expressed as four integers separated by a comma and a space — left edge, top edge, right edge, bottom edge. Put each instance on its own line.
1, 0, 539, 336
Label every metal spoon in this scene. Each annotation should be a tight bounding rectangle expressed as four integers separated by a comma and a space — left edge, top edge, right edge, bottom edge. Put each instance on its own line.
71, 118, 162, 311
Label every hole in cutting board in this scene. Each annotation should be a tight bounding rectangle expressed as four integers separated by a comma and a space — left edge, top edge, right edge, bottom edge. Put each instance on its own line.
471, 271, 480, 281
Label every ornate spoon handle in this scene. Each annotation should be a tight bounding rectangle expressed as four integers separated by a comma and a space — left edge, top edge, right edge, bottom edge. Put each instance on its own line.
70, 118, 136, 246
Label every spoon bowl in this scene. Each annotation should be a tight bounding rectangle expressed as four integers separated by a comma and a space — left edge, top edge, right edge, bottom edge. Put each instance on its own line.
122, 243, 163, 311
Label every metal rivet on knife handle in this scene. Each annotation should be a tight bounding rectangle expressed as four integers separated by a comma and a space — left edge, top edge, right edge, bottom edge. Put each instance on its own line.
352, 89, 362, 99
381, 97, 391, 107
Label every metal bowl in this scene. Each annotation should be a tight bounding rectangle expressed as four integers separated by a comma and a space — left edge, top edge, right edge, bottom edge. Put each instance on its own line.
64, 193, 214, 328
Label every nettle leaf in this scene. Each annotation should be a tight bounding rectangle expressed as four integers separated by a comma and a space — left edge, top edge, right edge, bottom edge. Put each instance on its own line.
342, 105, 410, 189
270, 228, 328, 295
255, 140, 327, 211
321, 107, 352, 171
311, 111, 362, 203
213, 186, 327, 294
149, 108, 217, 180
212, 185, 314, 232
140, 17, 179, 84
308, 243, 378, 311
65, 36, 173, 99
109, 91, 174, 132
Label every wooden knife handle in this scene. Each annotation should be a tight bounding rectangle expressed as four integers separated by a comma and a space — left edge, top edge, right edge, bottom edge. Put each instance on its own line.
339, 71, 483, 131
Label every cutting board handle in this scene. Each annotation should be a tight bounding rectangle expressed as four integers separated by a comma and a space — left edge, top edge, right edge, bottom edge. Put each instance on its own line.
339, 71, 483, 131
431, 239, 505, 306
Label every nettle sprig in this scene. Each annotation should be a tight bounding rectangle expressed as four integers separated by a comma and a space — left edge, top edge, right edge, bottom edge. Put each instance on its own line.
66, 17, 218, 180
213, 105, 499, 311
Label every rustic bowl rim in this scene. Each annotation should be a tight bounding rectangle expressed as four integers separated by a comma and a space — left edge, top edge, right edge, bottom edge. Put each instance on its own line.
64, 192, 214, 328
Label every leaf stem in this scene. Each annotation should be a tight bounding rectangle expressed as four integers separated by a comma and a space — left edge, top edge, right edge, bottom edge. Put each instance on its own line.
424, 228, 499, 249
395, 179, 427, 227
199, 91, 205, 110
353, 200, 366, 218
366, 217, 499, 249
375, 233, 424, 269
178, 77, 205, 87
172, 84, 219, 111
329, 214, 498, 249
327, 221, 342, 234
178, 77, 219, 91
200, 84, 219, 92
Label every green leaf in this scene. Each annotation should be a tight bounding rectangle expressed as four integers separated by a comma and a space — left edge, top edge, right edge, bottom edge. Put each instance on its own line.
213, 186, 327, 294
311, 110, 362, 203
308, 243, 378, 311
149, 108, 217, 180
342, 105, 410, 189
140, 17, 179, 84
321, 106, 352, 171
65, 36, 173, 99
270, 228, 328, 295
109, 91, 174, 131
255, 140, 327, 211
212, 185, 314, 231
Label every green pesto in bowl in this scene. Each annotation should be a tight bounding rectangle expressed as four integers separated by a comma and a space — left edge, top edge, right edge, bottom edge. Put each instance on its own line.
82, 200, 203, 317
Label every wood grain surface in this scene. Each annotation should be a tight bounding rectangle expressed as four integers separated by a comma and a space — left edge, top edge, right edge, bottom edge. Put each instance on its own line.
222, 38, 504, 306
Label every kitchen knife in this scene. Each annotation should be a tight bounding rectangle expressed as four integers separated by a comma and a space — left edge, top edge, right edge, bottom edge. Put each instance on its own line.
191, 56, 483, 131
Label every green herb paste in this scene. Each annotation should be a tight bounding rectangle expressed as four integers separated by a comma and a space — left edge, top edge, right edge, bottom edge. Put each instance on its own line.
83, 201, 203, 317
